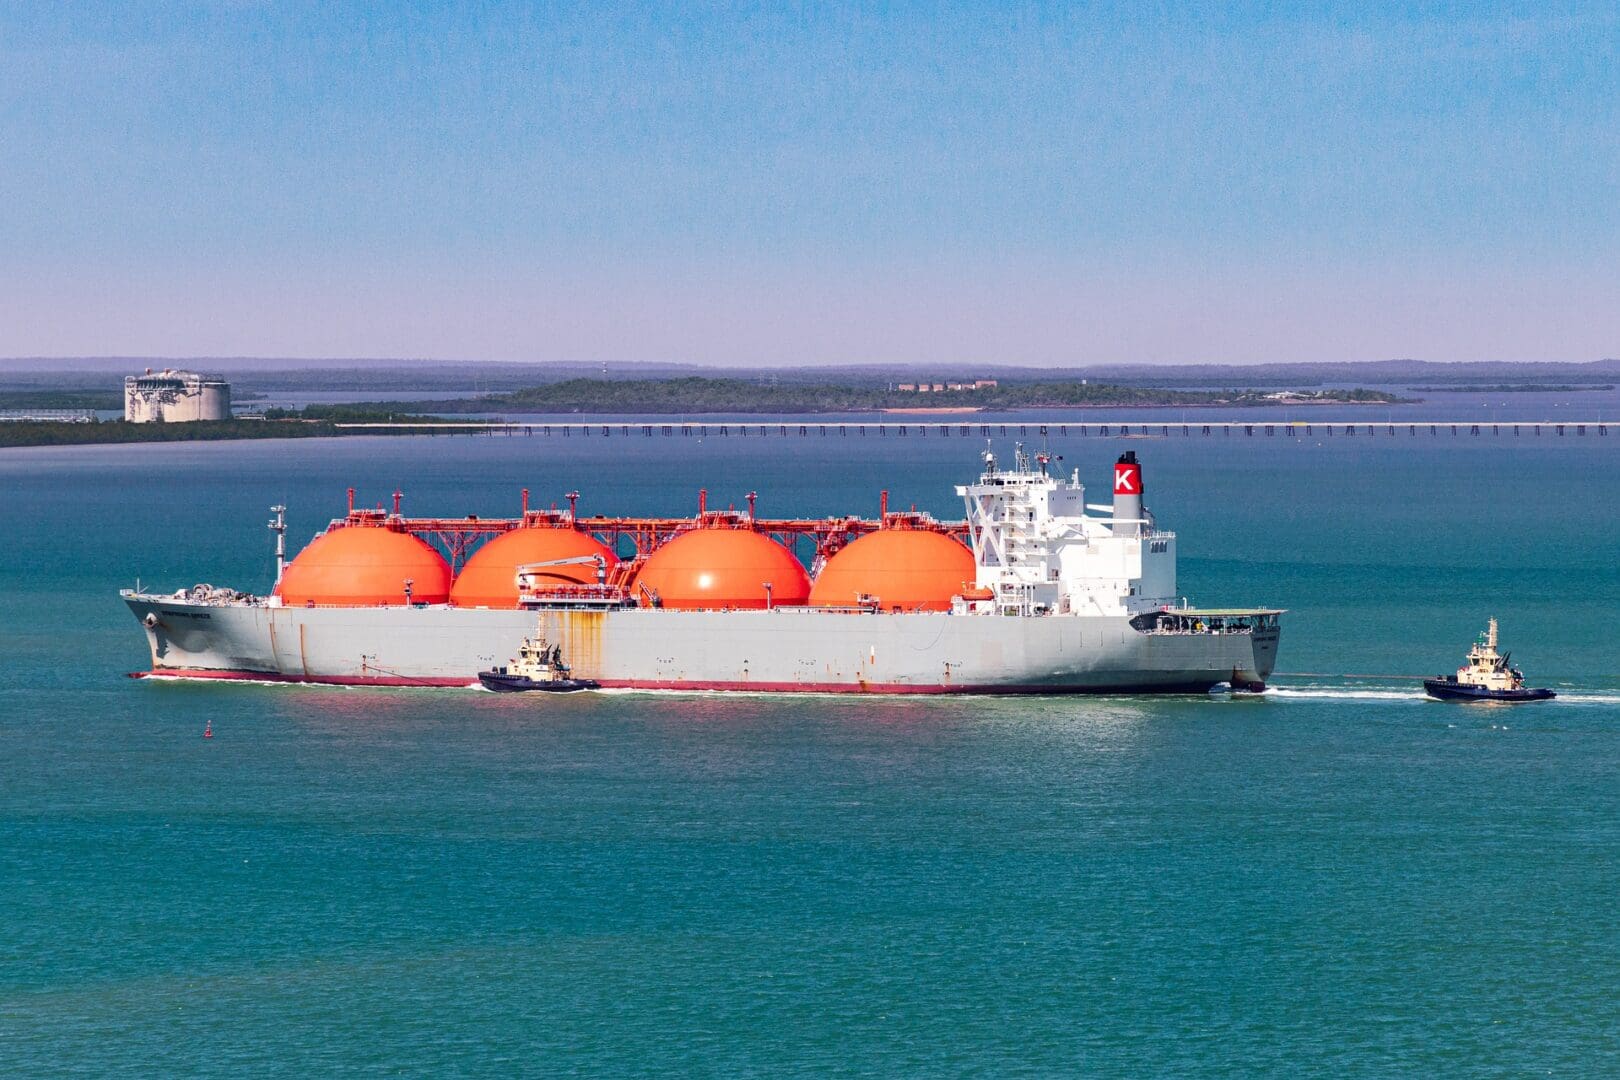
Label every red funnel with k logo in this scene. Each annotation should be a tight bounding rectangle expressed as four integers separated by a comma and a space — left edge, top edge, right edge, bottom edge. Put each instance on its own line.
1111, 451, 1144, 537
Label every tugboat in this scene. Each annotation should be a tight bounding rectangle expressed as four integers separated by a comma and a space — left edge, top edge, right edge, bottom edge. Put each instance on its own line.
478, 634, 600, 693
1423, 619, 1555, 702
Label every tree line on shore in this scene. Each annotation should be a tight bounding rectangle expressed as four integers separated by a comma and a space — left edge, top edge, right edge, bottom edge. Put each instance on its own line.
295, 378, 1409, 417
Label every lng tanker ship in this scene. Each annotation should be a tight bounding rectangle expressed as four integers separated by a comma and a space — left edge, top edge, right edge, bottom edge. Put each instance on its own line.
122, 448, 1281, 693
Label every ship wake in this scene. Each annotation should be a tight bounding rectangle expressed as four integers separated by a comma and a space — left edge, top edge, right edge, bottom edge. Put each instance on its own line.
1262, 685, 1428, 702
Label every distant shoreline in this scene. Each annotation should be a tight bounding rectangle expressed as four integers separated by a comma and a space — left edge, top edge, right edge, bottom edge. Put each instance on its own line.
1405, 383, 1615, 393
315, 377, 1415, 418
0, 377, 1417, 449
0, 419, 432, 450
883, 406, 985, 414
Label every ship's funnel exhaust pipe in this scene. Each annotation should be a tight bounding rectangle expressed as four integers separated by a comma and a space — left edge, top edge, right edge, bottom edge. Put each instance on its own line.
1112, 452, 1143, 537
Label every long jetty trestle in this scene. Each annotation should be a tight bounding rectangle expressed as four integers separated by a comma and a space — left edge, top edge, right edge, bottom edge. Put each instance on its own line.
335, 421, 1610, 439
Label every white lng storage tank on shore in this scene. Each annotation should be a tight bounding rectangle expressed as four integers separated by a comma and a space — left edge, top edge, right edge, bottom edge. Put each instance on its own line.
123, 368, 232, 422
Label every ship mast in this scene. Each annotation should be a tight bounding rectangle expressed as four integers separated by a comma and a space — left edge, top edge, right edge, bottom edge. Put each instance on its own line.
269, 504, 287, 585
1487, 617, 1498, 651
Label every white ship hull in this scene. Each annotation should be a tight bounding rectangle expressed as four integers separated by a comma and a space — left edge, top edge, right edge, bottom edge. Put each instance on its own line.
125, 598, 1278, 694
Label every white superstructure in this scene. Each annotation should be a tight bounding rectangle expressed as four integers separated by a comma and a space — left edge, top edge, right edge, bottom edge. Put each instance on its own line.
956, 447, 1174, 618
1452, 619, 1522, 692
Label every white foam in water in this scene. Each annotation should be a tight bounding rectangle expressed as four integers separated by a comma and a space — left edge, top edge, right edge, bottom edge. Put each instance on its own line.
136, 674, 1619, 706
1262, 685, 1426, 702
1551, 692, 1620, 707
1266, 684, 1620, 707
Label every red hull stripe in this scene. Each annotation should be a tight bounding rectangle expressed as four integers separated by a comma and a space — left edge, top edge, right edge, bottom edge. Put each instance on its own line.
137, 668, 1222, 695
141, 668, 471, 688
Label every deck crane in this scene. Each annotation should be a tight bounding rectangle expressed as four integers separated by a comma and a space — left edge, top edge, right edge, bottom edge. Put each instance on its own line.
514, 554, 609, 590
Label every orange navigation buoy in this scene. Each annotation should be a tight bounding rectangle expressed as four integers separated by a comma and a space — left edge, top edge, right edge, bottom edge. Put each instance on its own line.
203, 719, 213, 739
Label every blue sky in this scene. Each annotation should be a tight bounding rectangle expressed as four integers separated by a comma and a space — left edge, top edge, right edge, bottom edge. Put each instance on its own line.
1, 1, 1615, 364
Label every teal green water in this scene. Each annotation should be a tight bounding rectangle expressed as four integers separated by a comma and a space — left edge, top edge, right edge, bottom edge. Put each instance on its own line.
3, 434, 1618, 1075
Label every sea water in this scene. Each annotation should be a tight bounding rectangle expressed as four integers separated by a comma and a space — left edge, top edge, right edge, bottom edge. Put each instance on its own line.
2, 429, 1617, 1075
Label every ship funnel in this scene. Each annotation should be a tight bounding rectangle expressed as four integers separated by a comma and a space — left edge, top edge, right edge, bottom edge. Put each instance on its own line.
1111, 452, 1143, 537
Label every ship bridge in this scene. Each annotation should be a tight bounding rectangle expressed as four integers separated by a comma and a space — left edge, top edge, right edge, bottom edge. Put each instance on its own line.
955, 446, 1177, 618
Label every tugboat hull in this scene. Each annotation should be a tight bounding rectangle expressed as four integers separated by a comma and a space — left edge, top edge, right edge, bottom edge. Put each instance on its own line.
477, 671, 600, 693
1423, 679, 1555, 702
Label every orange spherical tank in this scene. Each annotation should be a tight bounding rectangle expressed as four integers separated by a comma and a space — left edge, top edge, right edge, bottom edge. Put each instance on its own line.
809, 529, 975, 611
449, 527, 618, 608
275, 525, 452, 606
634, 528, 810, 609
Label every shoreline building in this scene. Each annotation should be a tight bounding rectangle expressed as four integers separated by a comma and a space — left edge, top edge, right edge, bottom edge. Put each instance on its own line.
897, 379, 998, 394
124, 369, 231, 423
